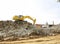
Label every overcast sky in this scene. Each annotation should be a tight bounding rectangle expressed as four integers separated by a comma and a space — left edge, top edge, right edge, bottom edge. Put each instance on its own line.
0, 0, 60, 24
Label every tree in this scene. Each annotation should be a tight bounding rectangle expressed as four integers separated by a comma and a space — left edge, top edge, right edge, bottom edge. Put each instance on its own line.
57, 0, 60, 2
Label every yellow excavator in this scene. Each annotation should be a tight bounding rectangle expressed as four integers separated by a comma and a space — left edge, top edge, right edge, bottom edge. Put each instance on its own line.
13, 15, 36, 24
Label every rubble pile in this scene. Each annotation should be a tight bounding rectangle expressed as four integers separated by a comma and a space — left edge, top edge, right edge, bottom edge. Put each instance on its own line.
0, 20, 60, 41
0, 20, 36, 41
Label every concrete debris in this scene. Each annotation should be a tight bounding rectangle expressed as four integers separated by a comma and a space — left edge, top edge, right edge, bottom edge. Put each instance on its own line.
0, 20, 60, 41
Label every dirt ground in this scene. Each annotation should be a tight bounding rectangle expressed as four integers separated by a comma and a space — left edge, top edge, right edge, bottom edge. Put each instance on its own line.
0, 34, 60, 44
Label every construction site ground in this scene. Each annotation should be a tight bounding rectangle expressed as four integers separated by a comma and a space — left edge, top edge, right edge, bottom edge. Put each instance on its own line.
0, 34, 60, 44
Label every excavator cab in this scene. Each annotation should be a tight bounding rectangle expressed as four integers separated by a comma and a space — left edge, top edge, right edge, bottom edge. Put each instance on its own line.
18, 15, 23, 18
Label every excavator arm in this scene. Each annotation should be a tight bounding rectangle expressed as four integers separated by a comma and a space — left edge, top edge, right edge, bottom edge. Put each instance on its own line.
22, 16, 36, 24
